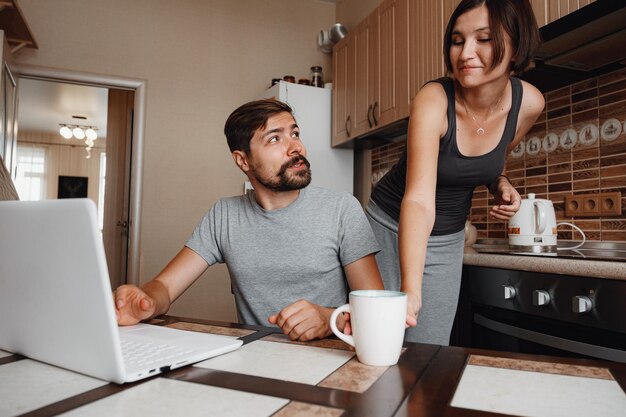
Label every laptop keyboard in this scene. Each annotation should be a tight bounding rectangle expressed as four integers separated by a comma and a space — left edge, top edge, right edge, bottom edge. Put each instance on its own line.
121, 338, 193, 368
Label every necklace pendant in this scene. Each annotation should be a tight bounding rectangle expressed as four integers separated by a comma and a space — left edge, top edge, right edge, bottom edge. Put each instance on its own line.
476, 127, 485, 135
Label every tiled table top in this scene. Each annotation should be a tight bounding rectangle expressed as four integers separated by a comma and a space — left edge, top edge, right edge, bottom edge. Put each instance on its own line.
1, 316, 625, 417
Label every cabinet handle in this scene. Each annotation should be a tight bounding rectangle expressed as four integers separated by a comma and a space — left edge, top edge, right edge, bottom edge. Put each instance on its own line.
345, 115, 352, 136
367, 104, 373, 128
372, 101, 379, 126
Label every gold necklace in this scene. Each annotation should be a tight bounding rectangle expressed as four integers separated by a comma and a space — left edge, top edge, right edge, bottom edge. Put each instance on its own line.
460, 90, 504, 135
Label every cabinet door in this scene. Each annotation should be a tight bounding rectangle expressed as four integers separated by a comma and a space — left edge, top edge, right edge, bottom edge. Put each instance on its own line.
353, 16, 376, 137
409, 0, 447, 101
377, 0, 409, 127
545, 0, 597, 25
332, 35, 354, 146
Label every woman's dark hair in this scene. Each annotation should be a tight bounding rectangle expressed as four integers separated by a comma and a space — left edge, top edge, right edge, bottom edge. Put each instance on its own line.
224, 99, 294, 154
443, 0, 541, 75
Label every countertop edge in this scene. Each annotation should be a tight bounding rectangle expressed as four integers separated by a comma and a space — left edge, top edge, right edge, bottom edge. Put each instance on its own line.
463, 251, 626, 281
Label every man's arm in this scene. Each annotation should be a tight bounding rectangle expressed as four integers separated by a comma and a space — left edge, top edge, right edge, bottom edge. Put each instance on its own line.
269, 254, 384, 341
114, 247, 209, 325
343, 253, 384, 291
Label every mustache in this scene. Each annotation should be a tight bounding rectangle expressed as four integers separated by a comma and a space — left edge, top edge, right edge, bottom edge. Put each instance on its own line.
278, 155, 310, 175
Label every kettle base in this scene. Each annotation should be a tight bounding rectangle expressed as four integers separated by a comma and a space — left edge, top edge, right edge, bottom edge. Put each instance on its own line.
509, 244, 557, 254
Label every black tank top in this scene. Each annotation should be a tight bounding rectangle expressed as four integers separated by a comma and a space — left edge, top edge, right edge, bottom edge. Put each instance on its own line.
370, 77, 523, 235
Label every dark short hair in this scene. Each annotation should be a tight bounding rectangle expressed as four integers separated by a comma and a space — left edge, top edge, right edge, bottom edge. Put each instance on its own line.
224, 99, 294, 154
443, 0, 541, 75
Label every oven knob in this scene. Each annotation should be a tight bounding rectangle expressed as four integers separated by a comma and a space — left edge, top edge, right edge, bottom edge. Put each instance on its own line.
573, 296, 593, 314
533, 290, 551, 306
503, 285, 517, 300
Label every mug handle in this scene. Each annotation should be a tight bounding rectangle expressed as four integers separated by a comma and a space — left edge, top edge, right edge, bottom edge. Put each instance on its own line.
330, 304, 355, 347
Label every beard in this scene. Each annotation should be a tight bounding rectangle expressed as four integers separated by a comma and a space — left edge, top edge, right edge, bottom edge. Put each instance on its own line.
252, 155, 312, 192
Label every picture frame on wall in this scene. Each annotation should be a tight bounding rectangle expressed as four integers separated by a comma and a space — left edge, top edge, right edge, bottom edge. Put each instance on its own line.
58, 175, 88, 199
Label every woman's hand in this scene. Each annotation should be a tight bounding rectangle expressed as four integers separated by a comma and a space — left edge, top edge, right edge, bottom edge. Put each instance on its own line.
489, 177, 521, 220
405, 291, 421, 328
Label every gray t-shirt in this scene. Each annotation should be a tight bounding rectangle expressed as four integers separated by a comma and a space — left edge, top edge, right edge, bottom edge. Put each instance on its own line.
185, 186, 380, 326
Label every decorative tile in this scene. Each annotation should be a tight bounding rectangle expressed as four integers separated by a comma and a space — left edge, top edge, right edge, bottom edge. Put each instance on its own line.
60, 378, 288, 417
0, 359, 108, 416
261, 333, 351, 351
451, 357, 626, 417
318, 357, 390, 393
194, 340, 354, 385
272, 401, 344, 417
165, 321, 255, 338
467, 355, 613, 379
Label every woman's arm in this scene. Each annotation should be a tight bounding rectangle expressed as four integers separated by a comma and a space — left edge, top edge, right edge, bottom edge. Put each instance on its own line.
399, 83, 449, 325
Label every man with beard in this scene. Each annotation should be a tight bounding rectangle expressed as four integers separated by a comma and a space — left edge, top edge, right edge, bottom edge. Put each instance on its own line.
114, 99, 384, 341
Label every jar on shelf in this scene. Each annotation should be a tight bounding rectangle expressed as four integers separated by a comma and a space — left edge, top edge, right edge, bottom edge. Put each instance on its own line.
298, 78, 311, 86
283, 75, 295, 83
310, 66, 323, 87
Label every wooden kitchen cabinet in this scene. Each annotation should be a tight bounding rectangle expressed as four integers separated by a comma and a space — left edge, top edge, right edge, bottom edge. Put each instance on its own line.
408, 0, 454, 101
332, 35, 354, 147
352, 14, 376, 138
531, 0, 597, 26
352, 0, 409, 138
331, 0, 409, 146
333, 0, 602, 147
376, 0, 409, 129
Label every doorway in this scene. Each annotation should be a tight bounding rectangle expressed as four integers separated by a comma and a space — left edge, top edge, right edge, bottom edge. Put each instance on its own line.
15, 65, 146, 287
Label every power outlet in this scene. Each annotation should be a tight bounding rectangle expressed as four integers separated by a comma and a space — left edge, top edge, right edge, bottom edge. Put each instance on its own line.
565, 192, 622, 217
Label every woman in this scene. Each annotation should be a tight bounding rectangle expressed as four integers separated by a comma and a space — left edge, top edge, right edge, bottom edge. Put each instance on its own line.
367, 0, 545, 344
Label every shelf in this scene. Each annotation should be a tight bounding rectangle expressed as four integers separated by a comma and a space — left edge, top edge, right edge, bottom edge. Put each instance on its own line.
0, 0, 37, 53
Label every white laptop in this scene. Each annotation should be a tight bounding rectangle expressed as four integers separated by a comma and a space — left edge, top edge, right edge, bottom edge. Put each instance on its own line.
0, 198, 242, 384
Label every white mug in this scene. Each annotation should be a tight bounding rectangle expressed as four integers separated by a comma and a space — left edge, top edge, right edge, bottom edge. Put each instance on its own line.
330, 290, 407, 366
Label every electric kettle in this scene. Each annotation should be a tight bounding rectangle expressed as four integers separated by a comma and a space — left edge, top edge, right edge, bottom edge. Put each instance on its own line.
508, 193, 586, 253
508, 193, 557, 252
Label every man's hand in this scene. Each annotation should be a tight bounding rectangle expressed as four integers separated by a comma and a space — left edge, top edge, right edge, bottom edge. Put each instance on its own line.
268, 300, 340, 341
113, 284, 156, 326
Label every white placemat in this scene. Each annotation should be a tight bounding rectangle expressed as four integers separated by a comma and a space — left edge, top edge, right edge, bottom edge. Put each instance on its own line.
195, 340, 354, 385
0, 359, 108, 416
0, 350, 12, 359
451, 364, 626, 417
59, 378, 289, 417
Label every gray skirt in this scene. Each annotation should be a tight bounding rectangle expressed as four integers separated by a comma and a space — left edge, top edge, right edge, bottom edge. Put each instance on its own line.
366, 199, 465, 345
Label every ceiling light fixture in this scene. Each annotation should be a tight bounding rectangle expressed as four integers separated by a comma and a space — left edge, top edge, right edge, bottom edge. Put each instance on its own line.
58, 123, 99, 159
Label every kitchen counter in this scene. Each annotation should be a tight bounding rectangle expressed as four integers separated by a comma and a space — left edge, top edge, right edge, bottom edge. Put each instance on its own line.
463, 242, 626, 281
2, 316, 625, 417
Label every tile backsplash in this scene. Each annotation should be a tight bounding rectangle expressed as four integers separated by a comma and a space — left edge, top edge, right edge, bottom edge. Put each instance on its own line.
370, 67, 626, 242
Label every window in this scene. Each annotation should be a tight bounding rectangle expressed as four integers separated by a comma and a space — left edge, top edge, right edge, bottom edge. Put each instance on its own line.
15, 145, 46, 201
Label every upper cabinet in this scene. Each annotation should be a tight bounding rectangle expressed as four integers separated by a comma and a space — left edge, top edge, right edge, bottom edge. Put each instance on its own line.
531, 0, 597, 26
332, 0, 598, 147
408, 0, 455, 101
332, 35, 354, 146
0, 0, 38, 54
332, 0, 409, 147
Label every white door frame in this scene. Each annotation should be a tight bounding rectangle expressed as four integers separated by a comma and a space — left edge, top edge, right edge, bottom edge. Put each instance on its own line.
16, 63, 146, 286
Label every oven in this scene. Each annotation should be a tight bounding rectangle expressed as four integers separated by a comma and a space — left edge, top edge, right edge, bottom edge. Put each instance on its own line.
452, 265, 626, 363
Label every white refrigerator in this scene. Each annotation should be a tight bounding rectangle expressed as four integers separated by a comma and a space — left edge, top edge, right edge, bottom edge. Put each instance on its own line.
261, 81, 353, 193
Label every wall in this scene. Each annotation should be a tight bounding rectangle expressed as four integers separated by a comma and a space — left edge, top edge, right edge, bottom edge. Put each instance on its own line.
335, 0, 379, 30
370, 67, 626, 242
15, 0, 335, 322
